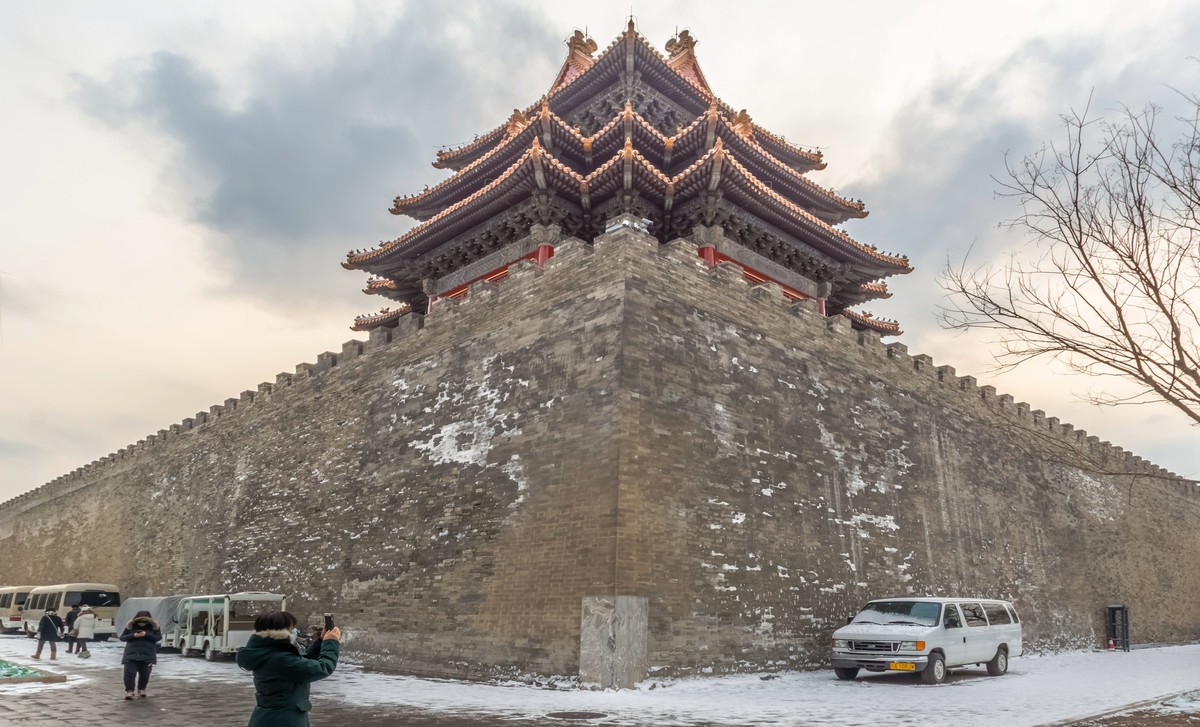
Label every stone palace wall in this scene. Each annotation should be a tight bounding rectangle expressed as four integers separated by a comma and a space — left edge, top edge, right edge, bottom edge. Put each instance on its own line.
1, 224, 1197, 683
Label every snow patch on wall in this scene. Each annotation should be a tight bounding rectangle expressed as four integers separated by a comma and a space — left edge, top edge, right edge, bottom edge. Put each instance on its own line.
410, 356, 521, 468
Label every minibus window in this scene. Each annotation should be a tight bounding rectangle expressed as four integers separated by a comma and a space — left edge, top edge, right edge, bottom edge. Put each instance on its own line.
68, 591, 121, 607
47, 594, 61, 612
1006, 604, 1021, 623
984, 603, 1011, 624
0, 594, 10, 608
960, 603, 988, 626
943, 604, 962, 628
16, 593, 28, 605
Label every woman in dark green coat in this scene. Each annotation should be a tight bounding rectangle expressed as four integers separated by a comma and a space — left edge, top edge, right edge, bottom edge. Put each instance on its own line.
236, 611, 340, 727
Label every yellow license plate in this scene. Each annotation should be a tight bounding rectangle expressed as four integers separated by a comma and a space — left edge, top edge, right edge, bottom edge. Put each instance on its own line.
889, 662, 917, 671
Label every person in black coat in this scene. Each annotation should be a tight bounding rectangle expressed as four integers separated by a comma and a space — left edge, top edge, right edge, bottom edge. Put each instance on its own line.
32, 609, 64, 660
64, 604, 81, 653
119, 610, 162, 699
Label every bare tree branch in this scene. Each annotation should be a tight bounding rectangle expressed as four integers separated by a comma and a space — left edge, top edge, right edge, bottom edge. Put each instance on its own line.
939, 90, 1200, 428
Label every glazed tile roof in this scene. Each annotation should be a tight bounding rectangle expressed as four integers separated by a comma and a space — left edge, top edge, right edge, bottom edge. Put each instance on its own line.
394, 102, 863, 225
349, 22, 909, 332
351, 304, 412, 331
841, 309, 902, 336
352, 135, 909, 275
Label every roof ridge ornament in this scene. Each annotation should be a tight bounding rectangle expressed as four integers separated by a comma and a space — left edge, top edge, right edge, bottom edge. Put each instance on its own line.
505, 109, 529, 137
665, 29, 712, 95
551, 30, 598, 92
730, 109, 754, 139
664, 29, 697, 58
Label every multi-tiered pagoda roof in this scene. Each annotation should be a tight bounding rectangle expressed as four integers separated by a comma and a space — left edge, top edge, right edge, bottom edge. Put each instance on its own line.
344, 22, 910, 335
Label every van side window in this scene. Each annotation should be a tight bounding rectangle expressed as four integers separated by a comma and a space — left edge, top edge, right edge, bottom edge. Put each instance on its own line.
0, 594, 10, 608
960, 602, 988, 626
943, 604, 962, 629
1005, 604, 1021, 623
983, 603, 1011, 624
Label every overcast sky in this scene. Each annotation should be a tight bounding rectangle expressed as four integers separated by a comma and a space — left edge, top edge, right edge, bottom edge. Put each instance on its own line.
2, 0, 1197, 503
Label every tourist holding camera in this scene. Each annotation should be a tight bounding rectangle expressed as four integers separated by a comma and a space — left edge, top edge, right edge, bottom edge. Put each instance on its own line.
236, 610, 340, 727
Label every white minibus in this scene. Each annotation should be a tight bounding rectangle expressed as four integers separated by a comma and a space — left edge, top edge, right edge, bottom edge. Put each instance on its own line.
21, 583, 122, 639
0, 586, 37, 633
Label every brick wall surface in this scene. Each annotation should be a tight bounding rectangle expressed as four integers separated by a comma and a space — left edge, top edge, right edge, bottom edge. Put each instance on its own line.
1, 227, 1197, 681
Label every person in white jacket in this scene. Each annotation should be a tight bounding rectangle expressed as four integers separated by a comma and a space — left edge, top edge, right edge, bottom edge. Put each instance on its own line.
73, 605, 97, 658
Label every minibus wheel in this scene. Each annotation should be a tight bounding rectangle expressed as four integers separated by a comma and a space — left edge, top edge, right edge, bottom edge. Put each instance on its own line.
986, 647, 1008, 676
833, 667, 859, 681
204, 643, 219, 661
920, 653, 946, 684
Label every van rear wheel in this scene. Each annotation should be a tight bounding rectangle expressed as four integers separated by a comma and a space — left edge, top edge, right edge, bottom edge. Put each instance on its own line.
986, 647, 1008, 676
920, 653, 946, 684
204, 643, 219, 661
834, 667, 859, 681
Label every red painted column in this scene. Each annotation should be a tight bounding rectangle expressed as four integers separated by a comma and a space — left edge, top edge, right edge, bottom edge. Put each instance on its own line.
698, 245, 717, 267
817, 298, 827, 316
536, 244, 555, 266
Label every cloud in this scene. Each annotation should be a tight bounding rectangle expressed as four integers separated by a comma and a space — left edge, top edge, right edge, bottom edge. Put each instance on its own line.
846, 35, 1200, 334
70, 2, 562, 310
0, 437, 43, 459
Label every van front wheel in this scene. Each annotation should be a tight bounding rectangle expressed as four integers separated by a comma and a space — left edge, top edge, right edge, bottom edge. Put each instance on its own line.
986, 648, 1008, 676
921, 653, 946, 684
834, 667, 859, 681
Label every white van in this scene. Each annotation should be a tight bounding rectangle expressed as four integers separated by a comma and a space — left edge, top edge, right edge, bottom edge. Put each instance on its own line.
0, 586, 37, 633
174, 592, 286, 661
22, 583, 122, 639
831, 597, 1023, 684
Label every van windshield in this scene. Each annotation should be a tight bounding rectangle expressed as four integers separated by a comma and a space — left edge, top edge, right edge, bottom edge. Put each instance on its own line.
852, 600, 941, 626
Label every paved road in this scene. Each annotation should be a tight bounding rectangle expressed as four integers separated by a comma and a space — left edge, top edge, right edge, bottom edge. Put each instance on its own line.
0, 660, 580, 727
0, 639, 618, 727
2, 635, 1195, 726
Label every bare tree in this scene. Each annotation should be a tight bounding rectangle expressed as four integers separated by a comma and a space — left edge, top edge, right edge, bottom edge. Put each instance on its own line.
940, 92, 1200, 426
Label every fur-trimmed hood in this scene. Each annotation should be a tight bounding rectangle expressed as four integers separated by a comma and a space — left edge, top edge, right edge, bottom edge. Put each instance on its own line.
125, 615, 160, 631
254, 628, 294, 641
237, 630, 302, 670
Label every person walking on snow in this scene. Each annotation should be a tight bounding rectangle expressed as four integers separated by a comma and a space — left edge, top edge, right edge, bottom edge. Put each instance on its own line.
236, 610, 340, 727
119, 609, 161, 700
64, 604, 81, 653
74, 605, 97, 657
31, 608, 63, 660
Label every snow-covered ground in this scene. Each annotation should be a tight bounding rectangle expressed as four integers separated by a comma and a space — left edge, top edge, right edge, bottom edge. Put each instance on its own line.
1, 634, 1197, 726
